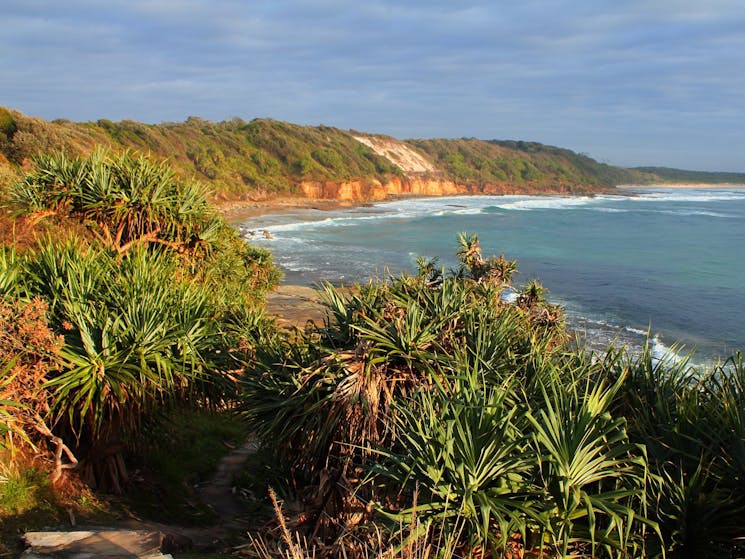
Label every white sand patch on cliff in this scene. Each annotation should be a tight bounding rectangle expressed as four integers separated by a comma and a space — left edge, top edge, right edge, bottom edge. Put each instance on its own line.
353, 135, 437, 174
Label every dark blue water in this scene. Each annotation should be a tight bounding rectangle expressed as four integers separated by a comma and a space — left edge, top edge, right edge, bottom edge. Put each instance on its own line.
240, 187, 745, 363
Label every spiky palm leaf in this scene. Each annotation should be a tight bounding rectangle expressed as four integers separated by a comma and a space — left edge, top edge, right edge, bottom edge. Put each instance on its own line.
371, 376, 534, 554
526, 368, 651, 558
0, 246, 21, 297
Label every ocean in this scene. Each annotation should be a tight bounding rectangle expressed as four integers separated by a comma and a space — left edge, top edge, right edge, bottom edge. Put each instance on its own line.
239, 186, 745, 365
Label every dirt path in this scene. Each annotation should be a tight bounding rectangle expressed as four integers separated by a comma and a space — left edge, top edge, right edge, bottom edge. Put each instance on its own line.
22, 440, 261, 557
190, 439, 259, 546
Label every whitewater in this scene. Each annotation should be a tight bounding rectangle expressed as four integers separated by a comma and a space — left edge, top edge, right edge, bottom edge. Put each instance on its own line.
240, 186, 745, 364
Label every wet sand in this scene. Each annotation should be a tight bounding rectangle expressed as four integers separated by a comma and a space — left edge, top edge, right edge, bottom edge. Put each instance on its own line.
215, 196, 348, 223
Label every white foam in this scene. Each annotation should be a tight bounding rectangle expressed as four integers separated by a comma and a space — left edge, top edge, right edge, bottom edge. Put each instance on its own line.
279, 261, 318, 272
624, 326, 649, 336
496, 196, 595, 211
261, 213, 406, 233
451, 207, 485, 215
631, 190, 745, 203
502, 290, 518, 304
249, 195, 516, 233
594, 194, 631, 201
430, 207, 485, 217
592, 207, 628, 213
651, 334, 685, 364
373, 195, 522, 216
654, 209, 735, 218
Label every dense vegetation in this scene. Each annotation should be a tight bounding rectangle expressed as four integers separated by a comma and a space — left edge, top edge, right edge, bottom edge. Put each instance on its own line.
0, 107, 402, 199
0, 106, 680, 203
408, 138, 651, 189
3, 110, 745, 558
240, 235, 745, 558
633, 166, 745, 184
0, 150, 279, 496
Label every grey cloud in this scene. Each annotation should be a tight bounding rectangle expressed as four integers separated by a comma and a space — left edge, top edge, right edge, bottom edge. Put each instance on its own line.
1, 0, 744, 170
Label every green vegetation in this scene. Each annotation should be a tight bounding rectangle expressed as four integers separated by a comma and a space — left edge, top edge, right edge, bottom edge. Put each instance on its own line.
634, 166, 745, 184
0, 461, 115, 559
2, 109, 744, 558
0, 150, 278, 500
408, 138, 652, 190
239, 236, 745, 558
5, 203, 740, 556
0, 107, 682, 204
0, 109, 402, 200
126, 408, 248, 525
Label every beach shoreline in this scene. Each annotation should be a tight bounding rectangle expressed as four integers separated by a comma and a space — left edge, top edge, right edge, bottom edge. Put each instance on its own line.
215, 196, 348, 223
217, 183, 745, 222
233, 186, 743, 362
618, 182, 745, 190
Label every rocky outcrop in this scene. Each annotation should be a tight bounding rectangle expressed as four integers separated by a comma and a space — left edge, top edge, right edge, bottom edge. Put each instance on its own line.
22, 530, 179, 558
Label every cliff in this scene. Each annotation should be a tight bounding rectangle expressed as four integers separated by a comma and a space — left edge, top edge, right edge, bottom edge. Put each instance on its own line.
0, 106, 654, 203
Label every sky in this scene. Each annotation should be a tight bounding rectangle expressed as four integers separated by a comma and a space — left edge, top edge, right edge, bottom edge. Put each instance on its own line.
2, 1, 744, 171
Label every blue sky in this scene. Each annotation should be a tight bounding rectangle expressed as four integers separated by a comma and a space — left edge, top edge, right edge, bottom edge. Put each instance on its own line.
2, 1, 744, 171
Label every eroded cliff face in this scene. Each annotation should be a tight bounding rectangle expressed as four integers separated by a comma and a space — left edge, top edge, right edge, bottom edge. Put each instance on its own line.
299, 177, 465, 201
301, 135, 467, 201
299, 177, 579, 201
352, 135, 438, 174
297, 135, 581, 202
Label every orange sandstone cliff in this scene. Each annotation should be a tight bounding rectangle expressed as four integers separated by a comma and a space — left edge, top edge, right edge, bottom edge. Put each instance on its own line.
298, 135, 582, 201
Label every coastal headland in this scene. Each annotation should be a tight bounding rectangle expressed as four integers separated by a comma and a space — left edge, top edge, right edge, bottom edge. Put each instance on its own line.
10, 106, 743, 214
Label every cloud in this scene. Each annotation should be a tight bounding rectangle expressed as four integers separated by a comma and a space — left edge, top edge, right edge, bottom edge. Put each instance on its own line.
1, 0, 744, 170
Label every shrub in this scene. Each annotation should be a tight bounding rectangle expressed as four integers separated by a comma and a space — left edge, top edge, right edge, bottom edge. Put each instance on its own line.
1, 150, 278, 491
0, 297, 62, 457
240, 237, 569, 544
10, 149, 215, 253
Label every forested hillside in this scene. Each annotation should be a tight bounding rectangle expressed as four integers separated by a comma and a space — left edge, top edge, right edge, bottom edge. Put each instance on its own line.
408, 138, 647, 190
634, 166, 745, 184
1, 106, 660, 202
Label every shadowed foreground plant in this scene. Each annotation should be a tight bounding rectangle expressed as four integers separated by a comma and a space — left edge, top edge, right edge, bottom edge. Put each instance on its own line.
241, 239, 570, 547
371, 376, 533, 556
527, 368, 652, 558
240, 236, 745, 557
612, 347, 745, 557
14, 241, 236, 490
247, 487, 466, 559
1, 150, 278, 492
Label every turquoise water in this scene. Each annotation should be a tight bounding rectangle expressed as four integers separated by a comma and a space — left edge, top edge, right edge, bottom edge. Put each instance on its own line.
240, 187, 745, 363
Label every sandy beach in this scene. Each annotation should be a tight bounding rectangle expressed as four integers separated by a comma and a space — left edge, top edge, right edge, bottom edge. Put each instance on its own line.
215, 196, 349, 223
265, 284, 327, 330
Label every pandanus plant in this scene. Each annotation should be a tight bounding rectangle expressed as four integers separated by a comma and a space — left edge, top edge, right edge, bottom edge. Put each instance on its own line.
610, 345, 745, 557
11, 149, 215, 255
456, 232, 518, 286
20, 240, 227, 490
240, 238, 571, 544
3, 150, 278, 490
